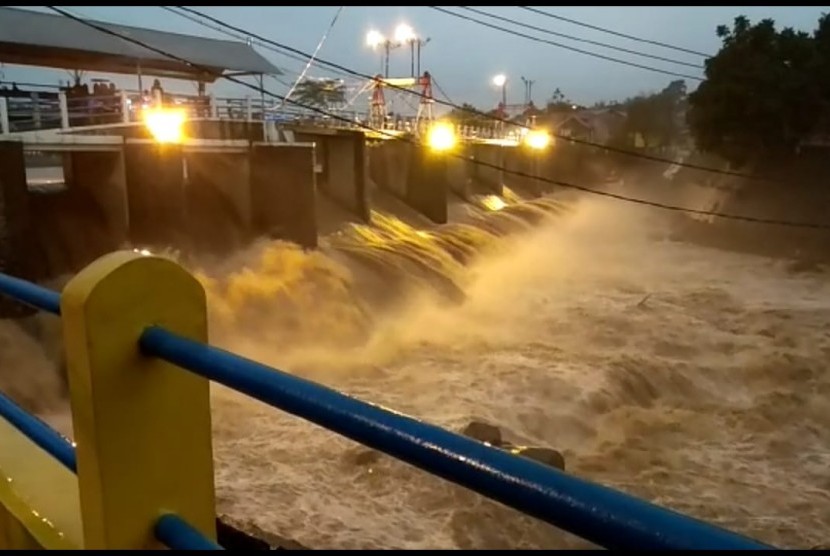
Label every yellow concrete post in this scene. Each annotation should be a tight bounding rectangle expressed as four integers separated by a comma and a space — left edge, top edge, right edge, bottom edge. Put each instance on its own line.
60, 251, 216, 549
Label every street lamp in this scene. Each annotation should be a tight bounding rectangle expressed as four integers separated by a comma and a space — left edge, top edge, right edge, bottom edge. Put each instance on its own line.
366, 29, 392, 76
366, 23, 430, 78
492, 73, 507, 108
394, 23, 425, 78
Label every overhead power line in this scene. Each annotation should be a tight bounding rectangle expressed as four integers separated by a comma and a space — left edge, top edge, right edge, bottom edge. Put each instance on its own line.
45, 6, 830, 232
171, 6, 769, 183
458, 6, 703, 70
431, 7, 703, 82
159, 5, 353, 82
281, 6, 344, 108
519, 6, 713, 58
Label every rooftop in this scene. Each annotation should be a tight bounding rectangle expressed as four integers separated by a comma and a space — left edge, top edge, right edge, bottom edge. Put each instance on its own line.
0, 7, 282, 82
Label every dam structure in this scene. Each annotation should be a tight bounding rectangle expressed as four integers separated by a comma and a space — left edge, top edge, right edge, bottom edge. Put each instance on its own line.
0, 7, 776, 551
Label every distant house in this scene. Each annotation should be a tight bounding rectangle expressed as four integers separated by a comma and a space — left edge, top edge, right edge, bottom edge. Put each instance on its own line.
534, 107, 626, 144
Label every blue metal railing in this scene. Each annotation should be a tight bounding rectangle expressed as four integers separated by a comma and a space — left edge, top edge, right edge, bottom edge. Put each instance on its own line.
0, 273, 775, 550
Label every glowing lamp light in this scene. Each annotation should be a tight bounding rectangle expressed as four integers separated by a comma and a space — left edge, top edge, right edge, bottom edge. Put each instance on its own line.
142, 107, 186, 144
394, 23, 416, 44
426, 122, 457, 152
366, 29, 385, 49
492, 74, 507, 87
525, 129, 552, 150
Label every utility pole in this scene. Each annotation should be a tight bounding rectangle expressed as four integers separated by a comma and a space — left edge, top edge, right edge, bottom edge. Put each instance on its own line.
415, 38, 430, 77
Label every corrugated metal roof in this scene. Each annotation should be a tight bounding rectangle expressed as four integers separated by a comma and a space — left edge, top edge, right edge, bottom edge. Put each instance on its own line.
0, 7, 282, 79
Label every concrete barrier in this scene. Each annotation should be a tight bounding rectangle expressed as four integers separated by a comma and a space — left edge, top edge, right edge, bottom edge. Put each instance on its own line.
184, 120, 262, 142
295, 130, 369, 221
469, 144, 504, 196
445, 144, 474, 200
406, 145, 449, 224
123, 140, 187, 249
249, 143, 317, 249
183, 152, 251, 255
64, 151, 129, 250
0, 141, 39, 316
502, 146, 544, 198
368, 140, 448, 224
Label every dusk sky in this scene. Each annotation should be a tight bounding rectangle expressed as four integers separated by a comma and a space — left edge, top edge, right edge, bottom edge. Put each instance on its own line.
3, 6, 827, 113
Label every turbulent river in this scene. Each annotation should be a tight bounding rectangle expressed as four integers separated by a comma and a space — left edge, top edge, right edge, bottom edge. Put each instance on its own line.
3, 191, 829, 549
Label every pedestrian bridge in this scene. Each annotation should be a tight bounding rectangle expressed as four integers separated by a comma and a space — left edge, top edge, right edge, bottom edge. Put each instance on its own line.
0, 250, 774, 550
0, 89, 515, 144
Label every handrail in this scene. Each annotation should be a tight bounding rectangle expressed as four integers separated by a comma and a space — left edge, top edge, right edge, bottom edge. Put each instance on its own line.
0, 257, 776, 551
0, 391, 75, 472
0, 274, 61, 314
155, 514, 223, 551
140, 326, 770, 551
0, 274, 218, 549
0, 378, 219, 550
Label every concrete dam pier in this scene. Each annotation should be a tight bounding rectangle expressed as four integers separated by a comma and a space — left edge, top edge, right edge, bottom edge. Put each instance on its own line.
0, 120, 569, 290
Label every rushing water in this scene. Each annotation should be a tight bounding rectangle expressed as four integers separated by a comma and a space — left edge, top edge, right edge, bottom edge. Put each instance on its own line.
5, 190, 830, 549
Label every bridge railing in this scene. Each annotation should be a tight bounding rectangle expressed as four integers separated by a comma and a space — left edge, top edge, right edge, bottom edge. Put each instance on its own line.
0, 250, 774, 550
1, 91, 510, 141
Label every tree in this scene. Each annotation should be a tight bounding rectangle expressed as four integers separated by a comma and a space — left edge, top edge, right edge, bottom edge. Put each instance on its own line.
613, 80, 687, 149
687, 15, 821, 167
292, 77, 346, 110
546, 87, 573, 111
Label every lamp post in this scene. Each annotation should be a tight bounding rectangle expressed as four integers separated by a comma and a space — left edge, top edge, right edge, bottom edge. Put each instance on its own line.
366, 29, 390, 76
394, 24, 416, 77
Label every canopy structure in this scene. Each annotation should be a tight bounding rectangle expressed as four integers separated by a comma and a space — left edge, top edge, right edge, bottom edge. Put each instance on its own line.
0, 7, 282, 82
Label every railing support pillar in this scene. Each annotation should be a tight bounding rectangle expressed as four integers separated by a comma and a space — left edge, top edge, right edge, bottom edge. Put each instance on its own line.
0, 98, 8, 135
120, 91, 130, 124
31, 92, 41, 129
60, 251, 216, 549
245, 96, 252, 122
58, 92, 70, 129
209, 94, 217, 119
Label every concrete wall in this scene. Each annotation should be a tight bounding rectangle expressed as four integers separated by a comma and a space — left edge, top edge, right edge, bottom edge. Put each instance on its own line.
295, 130, 368, 221
0, 141, 40, 317
184, 152, 251, 254
32, 151, 129, 277
368, 140, 449, 224
123, 141, 187, 249
445, 144, 474, 200
65, 151, 129, 249
249, 143, 317, 249
469, 144, 504, 196
184, 120, 262, 142
502, 147, 544, 198
9, 131, 583, 283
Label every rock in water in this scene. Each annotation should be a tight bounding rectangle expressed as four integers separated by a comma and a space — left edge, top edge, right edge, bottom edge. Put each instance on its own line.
460, 421, 566, 471
510, 446, 566, 471
460, 421, 503, 445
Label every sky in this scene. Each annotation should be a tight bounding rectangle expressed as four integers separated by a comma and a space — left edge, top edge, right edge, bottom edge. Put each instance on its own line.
2, 6, 827, 113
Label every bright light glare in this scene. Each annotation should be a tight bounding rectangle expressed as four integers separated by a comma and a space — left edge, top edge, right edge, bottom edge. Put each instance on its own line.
394, 23, 416, 44
482, 194, 507, 211
426, 122, 456, 152
142, 108, 186, 144
366, 29, 385, 48
492, 74, 506, 87
132, 248, 152, 256
525, 129, 552, 150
